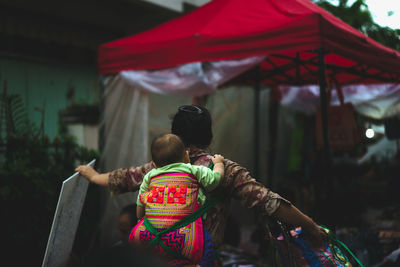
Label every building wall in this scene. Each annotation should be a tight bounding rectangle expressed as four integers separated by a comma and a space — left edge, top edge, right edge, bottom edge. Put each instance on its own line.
0, 57, 98, 140
0, 0, 183, 143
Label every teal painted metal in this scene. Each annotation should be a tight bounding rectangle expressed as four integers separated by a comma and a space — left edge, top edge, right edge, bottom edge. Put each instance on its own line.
0, 57, 98, 139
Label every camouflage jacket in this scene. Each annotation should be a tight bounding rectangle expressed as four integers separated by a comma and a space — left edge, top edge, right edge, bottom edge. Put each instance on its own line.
108, 148, 289, 246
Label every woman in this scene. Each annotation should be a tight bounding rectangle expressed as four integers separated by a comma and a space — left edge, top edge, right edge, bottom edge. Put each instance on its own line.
76, 105, 325, 251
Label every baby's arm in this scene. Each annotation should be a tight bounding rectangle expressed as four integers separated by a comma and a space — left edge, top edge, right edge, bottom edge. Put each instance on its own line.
136, 205, 145, 222
193, 155, 225, 192
212, 154, 225, 179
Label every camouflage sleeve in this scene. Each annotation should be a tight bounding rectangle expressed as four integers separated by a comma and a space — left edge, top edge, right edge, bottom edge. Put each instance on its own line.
108, 161, 154, 196
222, 159, 291, 216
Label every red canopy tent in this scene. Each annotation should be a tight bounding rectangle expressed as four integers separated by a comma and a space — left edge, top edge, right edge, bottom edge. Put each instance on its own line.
98, 0, 400, 178
99, 0, 400, 86
96, 0, 400, 232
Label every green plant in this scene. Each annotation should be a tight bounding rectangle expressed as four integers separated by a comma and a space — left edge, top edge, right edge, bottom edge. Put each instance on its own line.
315, 0, 400, 51
0, 89, 100, 266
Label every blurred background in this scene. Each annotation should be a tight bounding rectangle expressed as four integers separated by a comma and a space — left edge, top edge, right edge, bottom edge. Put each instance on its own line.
0, 0, 399, 266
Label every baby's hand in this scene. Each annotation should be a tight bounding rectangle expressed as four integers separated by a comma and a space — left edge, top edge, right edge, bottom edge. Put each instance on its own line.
212, 154, 224, 164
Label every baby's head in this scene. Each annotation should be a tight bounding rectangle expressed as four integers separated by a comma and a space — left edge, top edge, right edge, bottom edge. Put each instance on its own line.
151, 134, 188, 168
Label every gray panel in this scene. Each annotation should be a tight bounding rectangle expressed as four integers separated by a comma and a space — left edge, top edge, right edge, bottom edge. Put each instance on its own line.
42, 159, 95, 267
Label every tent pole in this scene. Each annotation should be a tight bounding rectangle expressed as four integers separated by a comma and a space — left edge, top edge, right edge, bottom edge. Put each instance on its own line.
267, 88, 279, 188
98, 76, 106, 171
317, 48, 333, 226
254, 66, 260, 179
318, 49, 330, 160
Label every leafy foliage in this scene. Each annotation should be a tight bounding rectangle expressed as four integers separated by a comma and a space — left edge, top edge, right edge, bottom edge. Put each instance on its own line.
315, 0, 400, 51
0, 92, 37, 142
0, 90, 100, 266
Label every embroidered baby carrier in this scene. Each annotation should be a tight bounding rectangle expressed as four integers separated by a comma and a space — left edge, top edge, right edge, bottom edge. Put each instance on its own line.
129, 172, 207, 264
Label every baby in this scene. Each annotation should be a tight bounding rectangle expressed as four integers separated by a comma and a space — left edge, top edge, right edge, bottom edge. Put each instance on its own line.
129, 133, 224, 265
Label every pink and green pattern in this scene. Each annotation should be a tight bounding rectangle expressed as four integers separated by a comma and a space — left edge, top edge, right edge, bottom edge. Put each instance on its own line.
129, 172, 204, 264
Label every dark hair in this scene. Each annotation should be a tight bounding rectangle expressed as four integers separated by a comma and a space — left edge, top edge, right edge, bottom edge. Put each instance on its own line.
171, 105, 213, 149
151, 134, 186, 167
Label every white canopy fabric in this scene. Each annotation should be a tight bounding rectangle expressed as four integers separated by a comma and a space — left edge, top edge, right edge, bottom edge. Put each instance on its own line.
117, 56, 265, 96
278, 84, 400, 120
110, 54, 400, 121
98, 75, 150, 246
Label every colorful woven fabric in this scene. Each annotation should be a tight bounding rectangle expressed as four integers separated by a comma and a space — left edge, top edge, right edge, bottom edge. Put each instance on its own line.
129, 172, 204, 264
199, 230, 216, 267
275, 228, 354, 267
